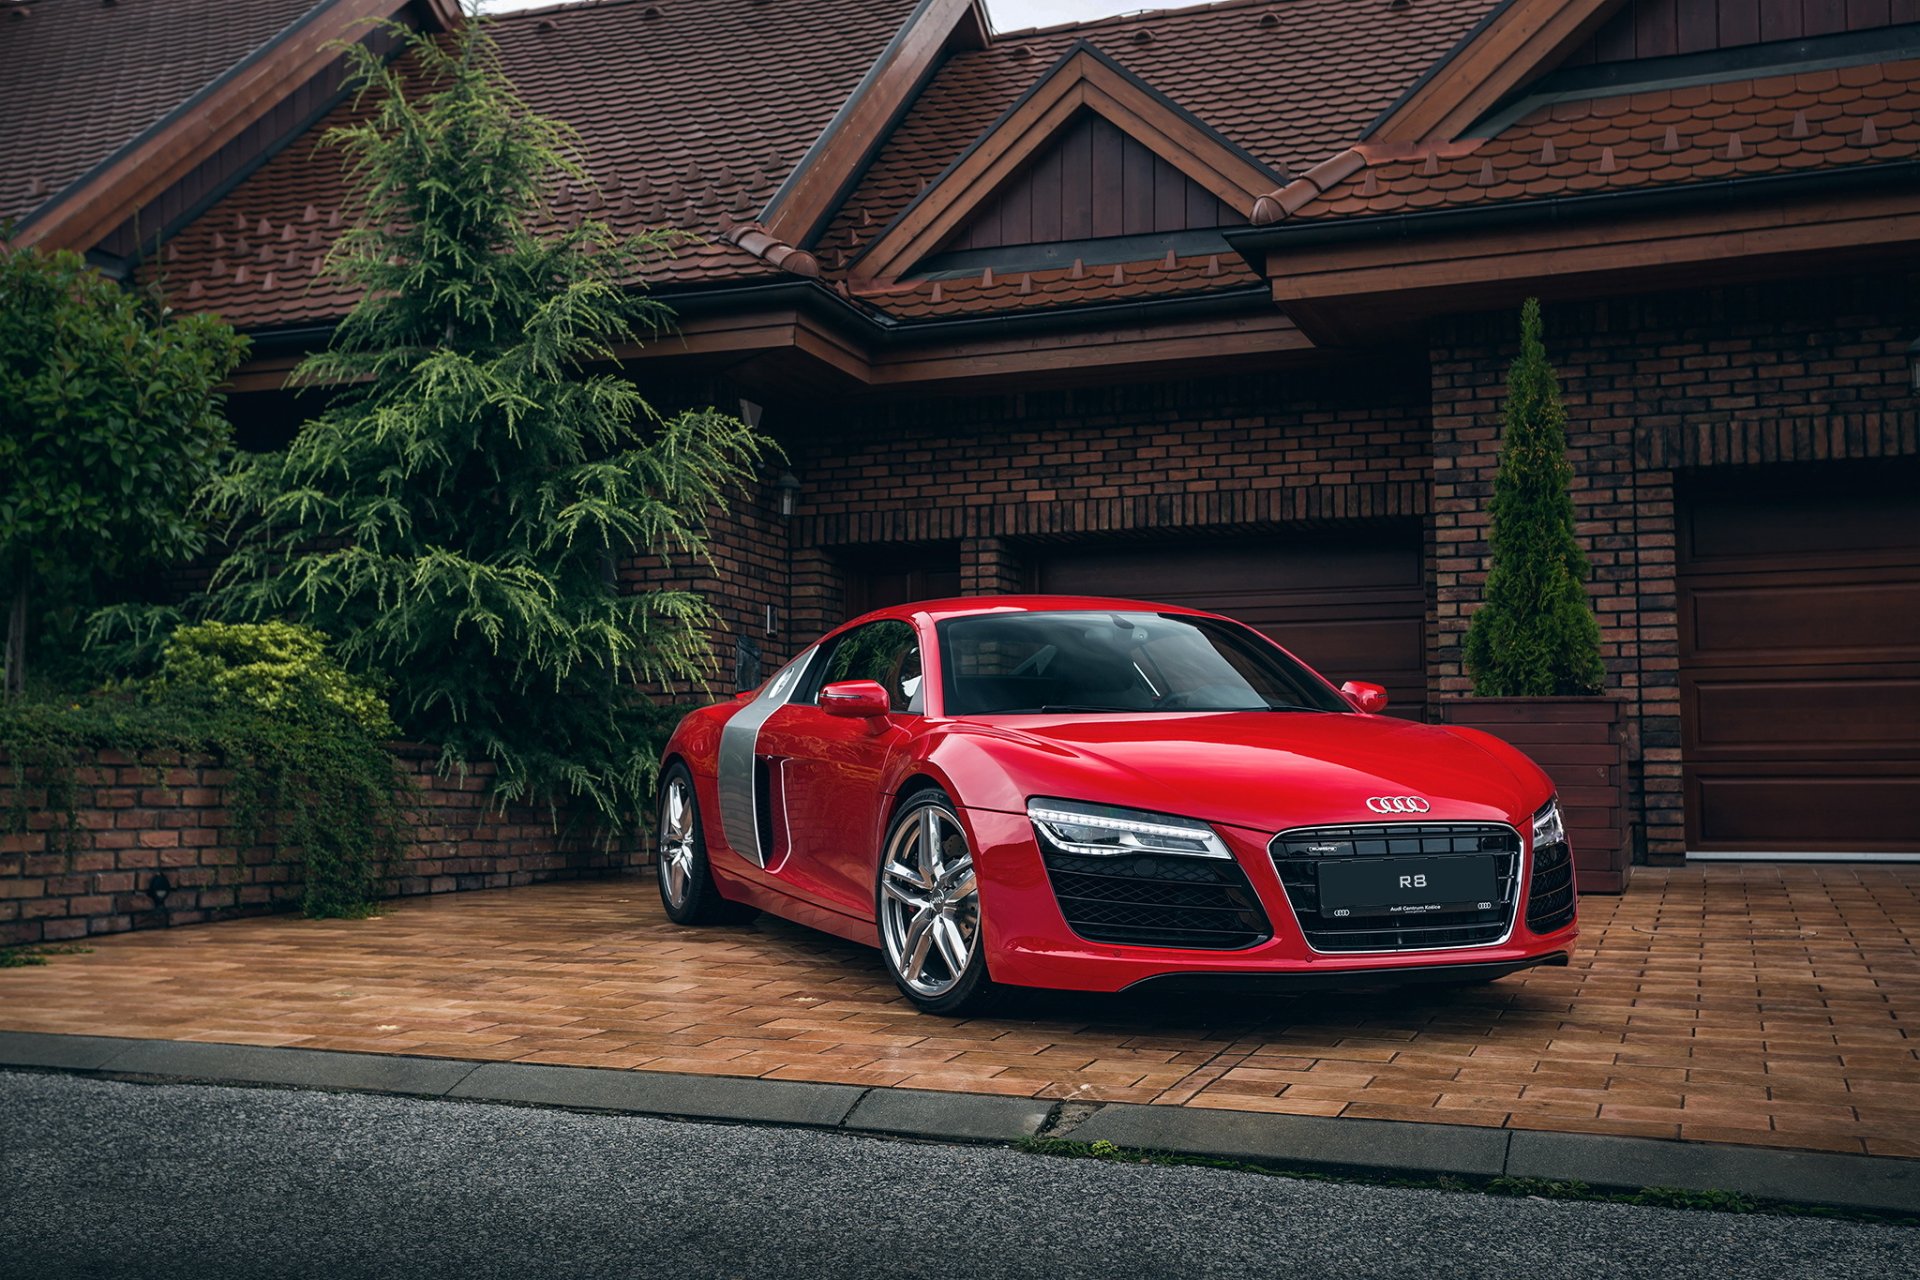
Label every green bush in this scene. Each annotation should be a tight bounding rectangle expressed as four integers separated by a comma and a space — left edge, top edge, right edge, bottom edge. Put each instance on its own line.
0, 243, 246, 698
148, 621, 395, 737
1461, 298, 1607, 697
3, 624, 404, 919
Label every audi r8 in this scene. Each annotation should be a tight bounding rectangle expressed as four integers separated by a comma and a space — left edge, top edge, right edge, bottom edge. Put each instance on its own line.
656, 597, 1577, 1014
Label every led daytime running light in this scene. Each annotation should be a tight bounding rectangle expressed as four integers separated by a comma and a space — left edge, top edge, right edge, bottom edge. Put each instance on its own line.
1027, 800, 1231, 860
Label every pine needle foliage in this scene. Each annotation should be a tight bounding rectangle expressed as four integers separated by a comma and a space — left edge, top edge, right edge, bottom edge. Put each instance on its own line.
198, 16, 770, 829
1461, 299, 1606, 697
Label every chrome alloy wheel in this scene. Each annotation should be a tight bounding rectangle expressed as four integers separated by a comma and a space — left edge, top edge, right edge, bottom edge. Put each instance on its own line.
879, 802, 979, 999
658, 775, 697, 910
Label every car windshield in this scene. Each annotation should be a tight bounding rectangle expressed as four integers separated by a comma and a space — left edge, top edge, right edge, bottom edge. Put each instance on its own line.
936, 611, 1351, 716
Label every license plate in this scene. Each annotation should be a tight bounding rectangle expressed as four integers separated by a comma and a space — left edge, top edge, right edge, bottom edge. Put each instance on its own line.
1316, 857, 1496, 919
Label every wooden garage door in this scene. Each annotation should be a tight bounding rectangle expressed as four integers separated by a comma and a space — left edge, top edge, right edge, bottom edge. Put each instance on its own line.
1032, 530, 1427, 721
1677, 465, 1920, 854
839, 544, 962, 620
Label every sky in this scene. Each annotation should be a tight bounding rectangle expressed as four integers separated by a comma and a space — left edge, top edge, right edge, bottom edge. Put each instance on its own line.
477, 1, 1196, 33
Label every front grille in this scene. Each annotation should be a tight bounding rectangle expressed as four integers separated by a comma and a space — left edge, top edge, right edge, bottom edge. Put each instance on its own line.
1268, 823, 1520, 952
1526, 837, 1576, 934
1041, 849, 1270, 950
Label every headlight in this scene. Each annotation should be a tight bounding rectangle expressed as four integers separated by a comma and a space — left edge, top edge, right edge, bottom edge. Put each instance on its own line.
1027, 798, 1230, 860
1532, 797, 1567, 850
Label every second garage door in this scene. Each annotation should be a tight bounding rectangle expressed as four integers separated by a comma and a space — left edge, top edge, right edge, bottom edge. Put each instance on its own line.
1677, 463, 1920, 855
1031, 529, 1428, 720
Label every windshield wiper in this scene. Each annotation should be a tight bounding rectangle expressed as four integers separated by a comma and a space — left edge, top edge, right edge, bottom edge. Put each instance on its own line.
1033, 704, 1149, 714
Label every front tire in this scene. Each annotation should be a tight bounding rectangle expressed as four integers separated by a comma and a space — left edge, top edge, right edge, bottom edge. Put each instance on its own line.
876, 790, 998, 1016
656, 764, 758, 926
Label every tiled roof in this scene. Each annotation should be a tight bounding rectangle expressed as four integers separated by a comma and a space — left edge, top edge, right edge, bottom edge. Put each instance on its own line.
155, 0, 920, 328
847, 250, 1259, 320
813, 0, 1498, 270
1275, 58, 1920, 222
0, 0, 323, 228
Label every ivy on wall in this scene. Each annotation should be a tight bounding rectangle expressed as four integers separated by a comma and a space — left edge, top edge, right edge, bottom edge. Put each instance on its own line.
2, 623, 404, 919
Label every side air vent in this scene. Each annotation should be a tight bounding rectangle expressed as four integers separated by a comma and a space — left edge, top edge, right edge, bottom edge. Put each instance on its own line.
1526, 834, 1576, 934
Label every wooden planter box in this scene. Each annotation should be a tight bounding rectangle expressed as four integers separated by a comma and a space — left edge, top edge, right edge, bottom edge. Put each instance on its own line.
1436, 697, 1632, 894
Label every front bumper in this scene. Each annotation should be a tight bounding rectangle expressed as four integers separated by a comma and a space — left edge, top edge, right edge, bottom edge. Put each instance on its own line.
963, 807, 1579, 994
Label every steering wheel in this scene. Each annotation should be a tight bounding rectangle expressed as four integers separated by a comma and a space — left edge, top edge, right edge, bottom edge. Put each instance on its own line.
1008, 645, 1057, 678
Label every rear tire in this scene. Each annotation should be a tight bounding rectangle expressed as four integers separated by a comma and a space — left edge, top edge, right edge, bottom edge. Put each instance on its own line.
656, 763, 758, 926
876, 789, 999, 1016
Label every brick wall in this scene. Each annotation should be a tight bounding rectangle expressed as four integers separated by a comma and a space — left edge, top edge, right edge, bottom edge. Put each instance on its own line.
782, 362, 1434, 641
1430, 269, 1920, 860
618, 472, 790, 697
613, 374, 796, 698
0, 745, 620, 946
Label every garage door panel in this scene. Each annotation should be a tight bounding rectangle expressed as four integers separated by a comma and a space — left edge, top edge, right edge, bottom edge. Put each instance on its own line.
1678, 462, 1920, 854
1684, 671, 1920, 757
1264, 620, 1424, 715
1685, 577, 1920, 664
1690, 772, 1920, 852
1039, 543, 1420, 597
1683, 485, 1920, 566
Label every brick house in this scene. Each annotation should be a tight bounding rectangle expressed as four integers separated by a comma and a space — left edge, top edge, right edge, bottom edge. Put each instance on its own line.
6, 0, 1917, 871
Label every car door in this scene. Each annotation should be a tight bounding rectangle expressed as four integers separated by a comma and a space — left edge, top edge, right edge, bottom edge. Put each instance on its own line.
754, 619, 923, 921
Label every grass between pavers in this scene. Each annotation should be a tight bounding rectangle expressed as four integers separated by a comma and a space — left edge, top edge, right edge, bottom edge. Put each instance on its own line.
0, 944, 92, 969
1015, 1136, 1920, 1229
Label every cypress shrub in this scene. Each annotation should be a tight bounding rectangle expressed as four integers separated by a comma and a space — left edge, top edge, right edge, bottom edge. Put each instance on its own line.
1462, 299, 1606, 697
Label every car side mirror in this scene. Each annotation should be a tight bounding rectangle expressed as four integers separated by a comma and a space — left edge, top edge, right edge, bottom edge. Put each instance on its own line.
1340, 681, 1389, 714
819, 679, 892, 719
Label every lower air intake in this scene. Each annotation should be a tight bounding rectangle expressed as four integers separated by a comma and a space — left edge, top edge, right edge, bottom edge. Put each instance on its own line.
1041, 849, 1270, 950
1526, 837, 1577, 934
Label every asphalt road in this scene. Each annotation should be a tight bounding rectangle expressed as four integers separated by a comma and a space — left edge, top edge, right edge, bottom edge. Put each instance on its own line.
0, 1071, 1904, 1280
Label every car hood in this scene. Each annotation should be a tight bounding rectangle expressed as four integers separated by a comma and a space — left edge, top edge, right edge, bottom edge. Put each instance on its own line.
965, 710, 1539, 833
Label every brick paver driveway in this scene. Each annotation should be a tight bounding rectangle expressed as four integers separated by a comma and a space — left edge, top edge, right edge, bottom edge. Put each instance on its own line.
3, 865, 1915, 1159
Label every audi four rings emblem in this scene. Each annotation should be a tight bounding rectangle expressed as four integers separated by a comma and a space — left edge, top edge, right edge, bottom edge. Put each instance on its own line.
1366, 796, 1431, 814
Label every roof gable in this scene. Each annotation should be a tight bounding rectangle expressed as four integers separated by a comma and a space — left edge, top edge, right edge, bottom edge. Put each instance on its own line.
1362, 0, 1621, 146
1, 0, 323, 236
814, 0, 1494, 273
848, 41, 1281, 283
1, 0, 456, 254
154, 0, 926, 330
756, 0, 990, 249
1564, 0, 1920, 65
942, 110, 1242, 256
1256, 16, 1920, 226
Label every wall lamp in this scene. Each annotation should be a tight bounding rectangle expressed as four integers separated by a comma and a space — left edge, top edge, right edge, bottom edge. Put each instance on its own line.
775, 470, 802, 519
1909, 336, 1920, 393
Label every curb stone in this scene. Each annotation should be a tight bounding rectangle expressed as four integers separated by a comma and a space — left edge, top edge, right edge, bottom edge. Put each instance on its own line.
2, 1031, 1913, 1215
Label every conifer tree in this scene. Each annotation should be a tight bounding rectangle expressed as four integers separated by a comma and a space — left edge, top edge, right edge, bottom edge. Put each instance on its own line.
200, 15, 769, 825
1461, 298, 1606, 697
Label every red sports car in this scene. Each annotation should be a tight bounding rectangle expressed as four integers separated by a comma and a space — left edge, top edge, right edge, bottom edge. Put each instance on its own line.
656, 597, 1577, 1014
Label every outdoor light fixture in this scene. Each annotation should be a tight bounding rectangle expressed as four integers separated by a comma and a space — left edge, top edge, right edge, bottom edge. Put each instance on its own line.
146, 872, 171, 909
1908, 336, 1920, 393
738, 398, 764, 430
775, 470, 802, 519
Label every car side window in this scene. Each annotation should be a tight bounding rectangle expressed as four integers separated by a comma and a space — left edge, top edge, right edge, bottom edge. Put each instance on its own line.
809, 619, 922, 714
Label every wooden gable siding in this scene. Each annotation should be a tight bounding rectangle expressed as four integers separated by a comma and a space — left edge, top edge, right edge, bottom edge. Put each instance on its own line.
96, 42, 385, 261
1565, 0, 1920, 64
945, 112, 1240, 251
